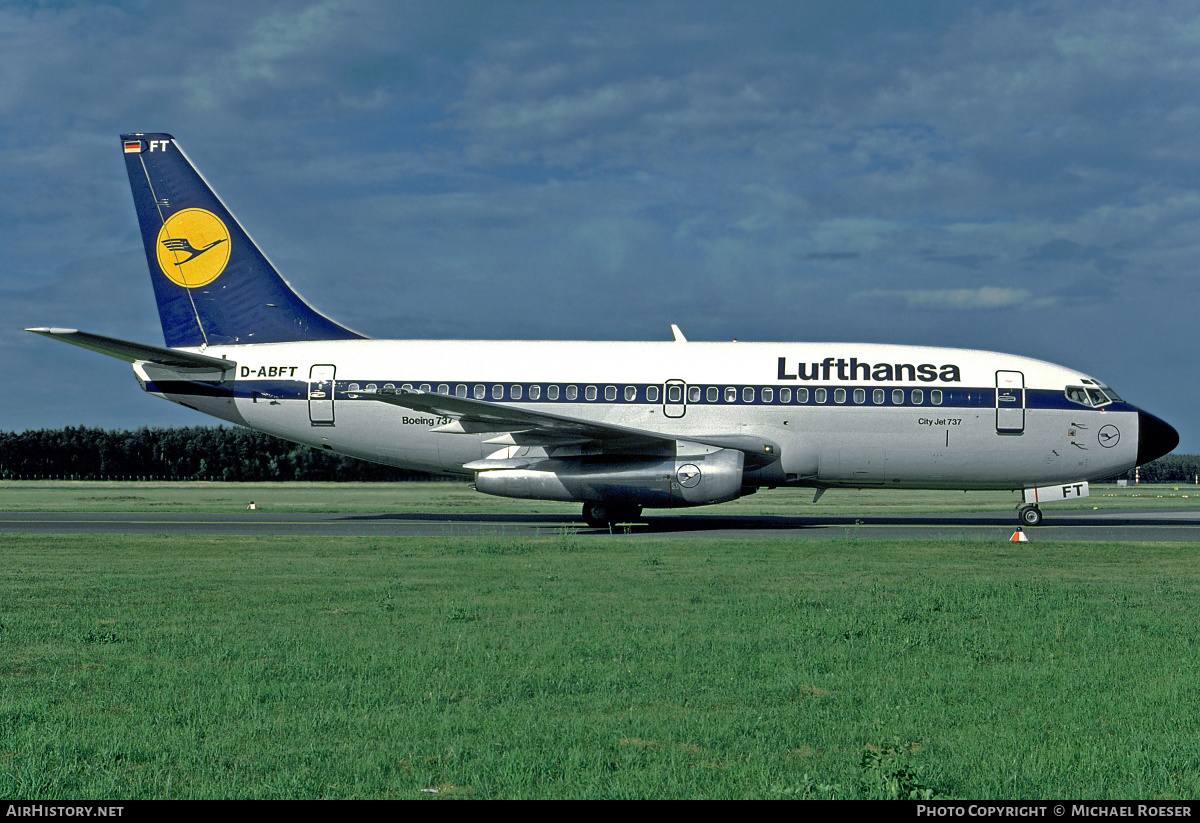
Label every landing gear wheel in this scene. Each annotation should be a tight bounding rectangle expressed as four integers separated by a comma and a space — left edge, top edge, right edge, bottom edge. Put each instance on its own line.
582, 502, 642, 528
1018, 505, 1043, 527
583, 502, 610, 528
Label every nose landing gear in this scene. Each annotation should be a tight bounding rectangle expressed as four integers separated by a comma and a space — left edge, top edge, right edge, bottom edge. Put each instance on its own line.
1018, 505, 1043, 527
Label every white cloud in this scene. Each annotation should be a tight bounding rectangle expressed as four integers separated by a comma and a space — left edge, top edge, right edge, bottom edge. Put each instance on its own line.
855, 286, 1057, 311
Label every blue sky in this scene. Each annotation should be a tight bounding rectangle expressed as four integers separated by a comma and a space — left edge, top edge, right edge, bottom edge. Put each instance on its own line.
2, 0, 1197, 451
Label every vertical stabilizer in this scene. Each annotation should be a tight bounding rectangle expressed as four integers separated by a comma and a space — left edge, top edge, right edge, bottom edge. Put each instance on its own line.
121, 133, 363, 347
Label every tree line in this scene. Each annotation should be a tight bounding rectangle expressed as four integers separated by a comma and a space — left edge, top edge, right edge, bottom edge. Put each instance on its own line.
0, 426, 447, 482
1120, 452, 1200, 485
0, 425, 1196, 484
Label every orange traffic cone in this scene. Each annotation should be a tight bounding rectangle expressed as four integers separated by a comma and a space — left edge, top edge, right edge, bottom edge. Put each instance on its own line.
1010, 528, 1028, 542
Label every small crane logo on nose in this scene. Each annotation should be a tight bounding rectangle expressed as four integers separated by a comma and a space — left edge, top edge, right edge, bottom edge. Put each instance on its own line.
1098, 425, 1120, 448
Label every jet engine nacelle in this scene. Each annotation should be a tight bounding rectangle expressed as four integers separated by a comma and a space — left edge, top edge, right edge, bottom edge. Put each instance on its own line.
473, 447, 746, 508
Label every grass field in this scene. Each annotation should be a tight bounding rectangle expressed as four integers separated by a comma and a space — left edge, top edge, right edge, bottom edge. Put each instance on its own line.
4, 528, 1200, 799
3, 482, 1199, 798
2, 479, 1199, 515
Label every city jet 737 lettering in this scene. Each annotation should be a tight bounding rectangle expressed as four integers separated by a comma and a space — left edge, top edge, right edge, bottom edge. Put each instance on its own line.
28, 134, 1179, 527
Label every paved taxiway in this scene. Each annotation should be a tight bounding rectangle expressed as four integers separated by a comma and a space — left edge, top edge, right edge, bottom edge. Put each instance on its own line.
3, 509, 1199, 541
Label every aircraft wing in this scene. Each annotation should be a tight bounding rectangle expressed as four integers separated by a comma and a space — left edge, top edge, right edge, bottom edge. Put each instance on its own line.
25, 328, 236, 371
346, 387, 780, 467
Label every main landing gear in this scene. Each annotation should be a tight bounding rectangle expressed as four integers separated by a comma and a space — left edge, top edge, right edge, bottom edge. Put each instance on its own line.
1018, 505, 1043, 527
583, 502, 643, 528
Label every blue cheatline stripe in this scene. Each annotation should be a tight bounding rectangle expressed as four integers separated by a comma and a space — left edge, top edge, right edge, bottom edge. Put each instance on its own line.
142, 378, 1136, 415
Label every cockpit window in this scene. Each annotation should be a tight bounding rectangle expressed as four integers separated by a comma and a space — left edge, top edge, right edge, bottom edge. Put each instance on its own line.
1066, 385, 1117, 408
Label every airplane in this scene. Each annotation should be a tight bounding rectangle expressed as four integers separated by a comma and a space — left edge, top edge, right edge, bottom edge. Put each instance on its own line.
27, 133, 1179, 528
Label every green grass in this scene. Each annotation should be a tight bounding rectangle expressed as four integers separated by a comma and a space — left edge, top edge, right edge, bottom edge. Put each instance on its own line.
4, 533, 1200, 798
2, 480, 1198, 515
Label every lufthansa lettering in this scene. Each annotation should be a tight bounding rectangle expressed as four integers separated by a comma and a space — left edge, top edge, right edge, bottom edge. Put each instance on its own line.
777, 356, 961, 383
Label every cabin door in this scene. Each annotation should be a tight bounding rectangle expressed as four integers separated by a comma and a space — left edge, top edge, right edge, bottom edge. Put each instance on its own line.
663, 379, 687, 418
309, 364, 336, 426
995, 370, 1025, 434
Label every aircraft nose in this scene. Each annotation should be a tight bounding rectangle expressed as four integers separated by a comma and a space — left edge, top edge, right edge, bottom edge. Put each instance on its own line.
1137, 410, 1179, 466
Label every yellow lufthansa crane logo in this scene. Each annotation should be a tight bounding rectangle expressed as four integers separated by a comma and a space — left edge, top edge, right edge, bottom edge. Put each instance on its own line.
156, 208, 231, 288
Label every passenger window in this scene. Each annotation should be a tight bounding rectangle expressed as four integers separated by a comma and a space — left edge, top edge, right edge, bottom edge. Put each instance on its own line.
891, 389, 903, 404
797, 388, 808, 403
725, 387, 737, 403
780, 388, 792, 403
624, 386, 636, 401
688, 386, 701, 403
492, 385, 504, 400
646, 385, 659, 402
668, 385, 682, 403
707, 386, 718, 402
548, 385, 560, 400
388, 384, 399, 391
366, 383, 377, 390
456, 384, 467, 398
585, 386, 597, 401
438, 383, 449, 395
762, 387, 774, 403
566, 385, 578, 401
834, 388, 846, 404
931, 390, 942, 405
474, 384, 486, 399
511, 385, 522, 400
853, 388, 866, 404
873, 389, 885, 404
529, 385, 541, 400
911, 389, 922, 405
743, 387, 755, 403
605, 386, 617, 401
815, 388, 827, 403
417, 384, 428, 392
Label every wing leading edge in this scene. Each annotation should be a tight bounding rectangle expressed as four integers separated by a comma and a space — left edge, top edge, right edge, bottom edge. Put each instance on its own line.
345, 387, 781, 469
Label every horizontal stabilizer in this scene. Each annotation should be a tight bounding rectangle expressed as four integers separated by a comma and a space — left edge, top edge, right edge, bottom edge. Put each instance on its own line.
25, 328, 236, 370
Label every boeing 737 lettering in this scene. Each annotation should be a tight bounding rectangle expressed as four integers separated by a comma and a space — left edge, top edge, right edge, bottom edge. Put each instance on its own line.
28, 134, 1179, 527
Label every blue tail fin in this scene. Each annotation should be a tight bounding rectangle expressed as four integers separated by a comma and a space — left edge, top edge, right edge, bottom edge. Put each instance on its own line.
121, 133, 363, 347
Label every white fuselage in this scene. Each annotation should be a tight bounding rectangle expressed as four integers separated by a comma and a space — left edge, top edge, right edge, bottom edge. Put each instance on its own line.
134, 338, 1142, 491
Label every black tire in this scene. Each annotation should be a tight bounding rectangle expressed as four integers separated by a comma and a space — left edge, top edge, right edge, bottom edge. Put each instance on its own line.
583, 502, 610, 528
583, 502, 642, 528
1019, 505, 1043, 527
